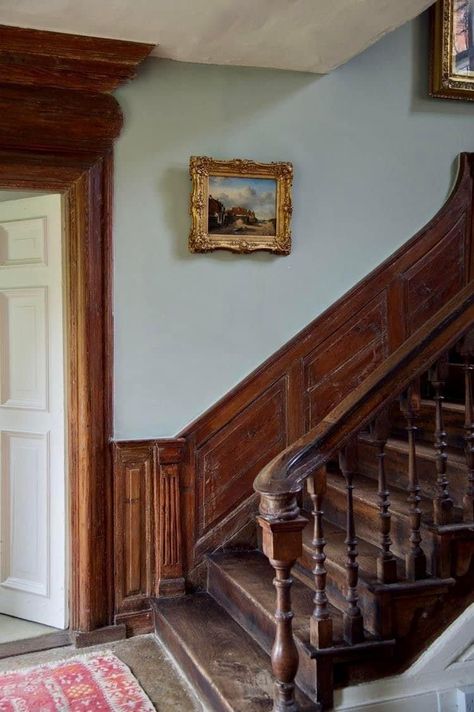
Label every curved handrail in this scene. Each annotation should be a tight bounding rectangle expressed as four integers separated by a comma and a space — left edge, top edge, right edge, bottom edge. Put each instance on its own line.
254, 283, 474, 504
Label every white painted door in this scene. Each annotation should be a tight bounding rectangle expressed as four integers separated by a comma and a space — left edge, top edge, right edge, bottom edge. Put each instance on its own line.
0, 194, 67, 629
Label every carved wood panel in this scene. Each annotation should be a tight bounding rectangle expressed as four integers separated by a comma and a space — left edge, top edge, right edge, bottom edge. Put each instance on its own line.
113, 442, 154, 614
113, 439, 186, 621
196, 379, 288, 538
402, 218, 466, 335
304, 294, 389, 429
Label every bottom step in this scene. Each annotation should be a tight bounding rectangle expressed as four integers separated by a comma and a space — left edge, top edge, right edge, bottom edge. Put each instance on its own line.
152, 593, 318, 712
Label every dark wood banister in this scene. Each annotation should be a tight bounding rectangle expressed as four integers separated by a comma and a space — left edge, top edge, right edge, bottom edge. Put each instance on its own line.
254, 282, 474, 503
254, 282, 474, 712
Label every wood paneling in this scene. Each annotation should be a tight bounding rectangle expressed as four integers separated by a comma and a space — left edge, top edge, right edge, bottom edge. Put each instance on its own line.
176, 154, 474, 576
403, 219, 466, 335
197, 379, 288, 537
0, 26, 153, 634
156, 440, 187, 597
304, 294, 389, 428
113, 442, 154, 613
113, 439, 186, 618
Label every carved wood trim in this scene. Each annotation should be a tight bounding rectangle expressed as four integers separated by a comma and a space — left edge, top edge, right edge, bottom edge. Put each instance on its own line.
0, 25, 153, 92
155, 440, 187, 597
0, 26, 153, 632
113, 439, 186, 615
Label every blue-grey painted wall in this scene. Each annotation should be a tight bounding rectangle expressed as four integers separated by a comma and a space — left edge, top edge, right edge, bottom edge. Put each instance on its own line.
113, 13, 474, 439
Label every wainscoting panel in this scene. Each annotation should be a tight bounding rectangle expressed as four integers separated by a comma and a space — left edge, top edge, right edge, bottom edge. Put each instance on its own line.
303, 293, 389, 428
113, 154, 474, 609
402, 217, 466, 335
112, 438, 185, 629
197, 378, 288, 538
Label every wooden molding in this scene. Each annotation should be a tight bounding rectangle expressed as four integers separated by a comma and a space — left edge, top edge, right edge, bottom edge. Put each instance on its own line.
72, 624, 127, 649
113, 439, 186, 617
0, 84, 123, 155
0, 26, 153, 633
0, 25, 154, 93
156, 440, 187, 597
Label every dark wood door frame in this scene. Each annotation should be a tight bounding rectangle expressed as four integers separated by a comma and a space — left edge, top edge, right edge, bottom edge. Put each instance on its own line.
0, 25, 153, 634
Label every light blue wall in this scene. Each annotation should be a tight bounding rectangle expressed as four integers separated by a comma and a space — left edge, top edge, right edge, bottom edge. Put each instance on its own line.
113, 13, 474, 439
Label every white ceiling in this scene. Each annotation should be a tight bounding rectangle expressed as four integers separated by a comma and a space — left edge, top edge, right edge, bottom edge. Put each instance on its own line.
0, 0, 434, 73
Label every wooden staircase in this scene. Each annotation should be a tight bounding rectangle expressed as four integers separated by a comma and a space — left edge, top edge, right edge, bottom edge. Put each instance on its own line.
153, 289, 474, 711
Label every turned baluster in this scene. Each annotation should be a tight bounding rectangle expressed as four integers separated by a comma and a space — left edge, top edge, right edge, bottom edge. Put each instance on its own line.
257, 493, 307, 712
307, 471, 334, 710
307, 471, 333, 649
429, 354, 454, 525
339, 441, 364, 645
400, 381, 427, 580
370, 409, 397, 584
459, 330, 474, 521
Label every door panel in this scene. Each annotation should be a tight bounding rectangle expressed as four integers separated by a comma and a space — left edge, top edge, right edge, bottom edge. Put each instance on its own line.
0, 194, 66, 629
0, 287, 47, 410
0, 430, 48, 597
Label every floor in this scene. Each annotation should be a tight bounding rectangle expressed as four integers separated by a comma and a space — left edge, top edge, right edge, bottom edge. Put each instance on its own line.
0, 615, 58, 644
0, 634, 204, 711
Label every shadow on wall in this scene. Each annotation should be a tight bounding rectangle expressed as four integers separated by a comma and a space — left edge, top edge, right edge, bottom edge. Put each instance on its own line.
159, 166, 285, 263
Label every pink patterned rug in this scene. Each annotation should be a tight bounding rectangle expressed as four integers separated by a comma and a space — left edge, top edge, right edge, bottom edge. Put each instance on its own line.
0, 652, 156, 710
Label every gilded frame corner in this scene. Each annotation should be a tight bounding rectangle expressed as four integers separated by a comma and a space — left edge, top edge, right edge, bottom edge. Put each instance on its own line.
430, 0, 474, 101
188, 156, 293, 255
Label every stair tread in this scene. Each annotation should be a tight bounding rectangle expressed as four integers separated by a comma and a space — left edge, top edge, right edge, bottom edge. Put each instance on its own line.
209, 550, 380, 647
365, 435, 467, 468
326, 469, 430, 518
154, 592, 318, 711
210, 550, 342, 643
302, 518, 404, 582
420, 398, 465, 414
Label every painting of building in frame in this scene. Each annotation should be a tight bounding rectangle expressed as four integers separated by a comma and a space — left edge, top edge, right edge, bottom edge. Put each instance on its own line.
189, 157, 293, 255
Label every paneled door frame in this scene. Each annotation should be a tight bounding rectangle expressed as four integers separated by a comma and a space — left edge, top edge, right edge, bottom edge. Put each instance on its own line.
0, 25, 153, 633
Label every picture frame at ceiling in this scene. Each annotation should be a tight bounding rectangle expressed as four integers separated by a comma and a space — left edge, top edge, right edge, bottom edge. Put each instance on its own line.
189, 156, 293, 255
430, 0, 474, 100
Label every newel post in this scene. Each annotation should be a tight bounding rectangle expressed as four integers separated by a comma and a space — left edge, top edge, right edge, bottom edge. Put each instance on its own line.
257, 492, 307, 712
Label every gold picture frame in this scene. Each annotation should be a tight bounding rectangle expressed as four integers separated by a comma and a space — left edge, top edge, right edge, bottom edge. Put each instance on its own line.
431, 0, 474, 100
189, 156, 293, 255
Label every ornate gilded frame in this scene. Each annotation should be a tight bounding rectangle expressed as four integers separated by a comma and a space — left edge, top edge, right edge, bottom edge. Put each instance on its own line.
430, 0, 474, 100
189, 156, 293, 255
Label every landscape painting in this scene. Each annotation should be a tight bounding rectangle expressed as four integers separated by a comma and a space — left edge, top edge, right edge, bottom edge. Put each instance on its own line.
189, 156, 293, 255
208, 176, 277, 236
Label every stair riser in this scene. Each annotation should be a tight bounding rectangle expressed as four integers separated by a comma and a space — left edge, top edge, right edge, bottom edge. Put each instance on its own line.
207, 557, 317, 701
358, 440, 467, 509
323, 484, 438, 574
295, 555, 381, 637
153, 604, 234, 712
390, 403, 466, 450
